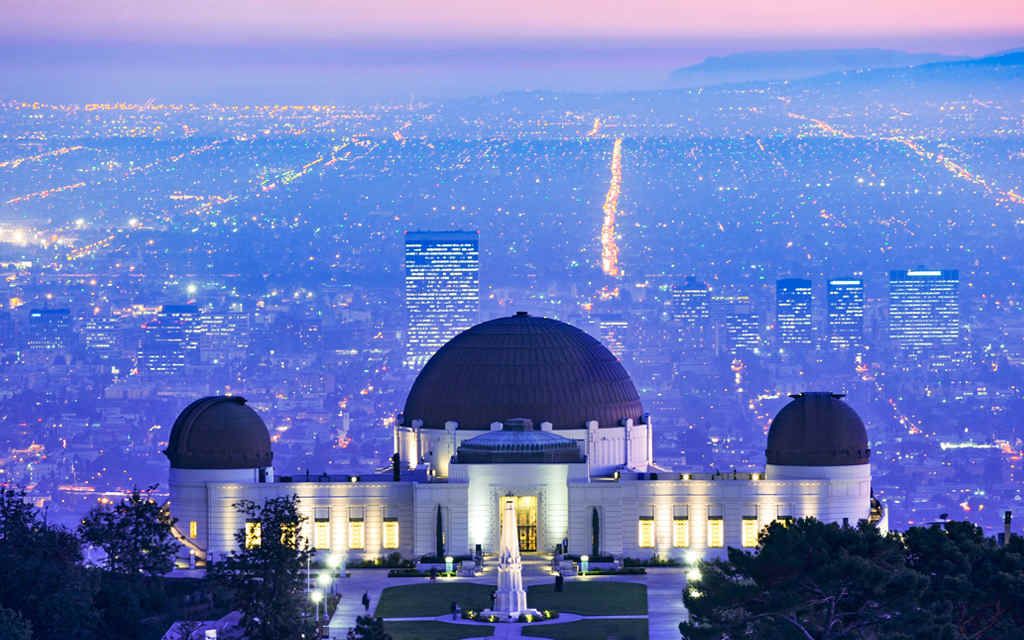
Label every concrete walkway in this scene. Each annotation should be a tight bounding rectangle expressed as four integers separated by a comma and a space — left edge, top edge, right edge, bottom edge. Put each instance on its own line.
326, 569, 424, 639
380, 613, 648, 639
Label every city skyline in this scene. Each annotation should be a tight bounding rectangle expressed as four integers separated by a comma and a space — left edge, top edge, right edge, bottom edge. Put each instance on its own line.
0, 6, 1022, 636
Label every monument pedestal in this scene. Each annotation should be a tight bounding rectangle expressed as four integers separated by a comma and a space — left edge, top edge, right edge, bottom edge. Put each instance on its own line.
481, 496, 543, 621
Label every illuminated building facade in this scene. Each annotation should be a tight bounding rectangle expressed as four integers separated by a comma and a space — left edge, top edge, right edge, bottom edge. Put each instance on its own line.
140, 316, 187, 375
160, 304, 201, 363
888, 269, 960, 352
403, 230, 479, 370
671, 277, 710, 349
827, 278, 865, 351
775, 278, 813, 350
82, 316, 122, 361
167, 314, 883, 567
27, 308, 72, 352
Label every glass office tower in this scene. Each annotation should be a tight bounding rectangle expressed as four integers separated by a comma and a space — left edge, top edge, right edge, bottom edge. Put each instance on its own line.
404, 230, 480, 369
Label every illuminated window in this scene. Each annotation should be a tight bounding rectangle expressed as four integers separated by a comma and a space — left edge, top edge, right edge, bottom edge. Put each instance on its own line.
348, 518, 365, 550
314, 507, 331, 550
244, 520, 261, 549
638, 516, 655, 548
707, 516, 724, 548
383, 517, 399, 549
314, 522, 331, 550
741, 516, 759, 548
672, 517, 690, 548
776, 515, 793, 527
280, 522, 299, 548
188, 520, 198, 539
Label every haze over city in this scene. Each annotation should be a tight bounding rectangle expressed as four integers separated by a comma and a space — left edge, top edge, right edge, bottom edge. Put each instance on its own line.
1, 2, 1023, 639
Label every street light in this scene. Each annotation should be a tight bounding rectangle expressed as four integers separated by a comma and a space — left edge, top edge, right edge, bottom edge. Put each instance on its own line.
326, 552, 343, 570
317, 571, 332, 594
444, 555, 454, 574
310, 589, 324, 621
580, 554, 589, 576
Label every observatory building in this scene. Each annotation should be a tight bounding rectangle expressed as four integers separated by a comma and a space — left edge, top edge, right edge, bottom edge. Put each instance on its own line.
166, 312, 885, 565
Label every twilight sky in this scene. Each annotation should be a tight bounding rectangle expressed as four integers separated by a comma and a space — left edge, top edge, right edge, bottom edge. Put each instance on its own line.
4, 0, 1024, 42
2, 1, 1022, 103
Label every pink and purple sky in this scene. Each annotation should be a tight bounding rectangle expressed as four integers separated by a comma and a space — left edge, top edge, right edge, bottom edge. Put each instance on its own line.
4, 0, 1024, 44
2, 1, 1022, 102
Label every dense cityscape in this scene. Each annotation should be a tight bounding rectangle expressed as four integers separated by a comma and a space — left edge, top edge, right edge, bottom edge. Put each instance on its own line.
1, 53, 1022, 541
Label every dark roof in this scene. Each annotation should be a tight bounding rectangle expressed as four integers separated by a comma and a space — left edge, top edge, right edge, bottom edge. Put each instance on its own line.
402, 312, 644, 430
766, 392, 870, 466
456, 427, 584, 464
165, 396, 273, 469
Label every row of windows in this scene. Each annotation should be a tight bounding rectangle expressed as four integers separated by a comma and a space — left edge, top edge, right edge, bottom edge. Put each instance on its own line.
638, 515, 767, 549
241, 518, 400, 551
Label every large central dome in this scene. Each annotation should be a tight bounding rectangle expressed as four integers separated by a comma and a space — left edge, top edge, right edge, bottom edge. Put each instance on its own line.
402, 312, 644, 430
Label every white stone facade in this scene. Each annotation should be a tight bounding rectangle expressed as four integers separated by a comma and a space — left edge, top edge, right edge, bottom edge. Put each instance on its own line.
170, 449, 874, 565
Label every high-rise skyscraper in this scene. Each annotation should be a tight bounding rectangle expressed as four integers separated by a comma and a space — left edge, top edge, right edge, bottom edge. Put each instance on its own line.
27, 308, 72, 352
594, 313, 628, 360
83, 316, 122, 361
776, 278, 813, 349
160, 304, 201, 362
888, 269, 960, 352
827, 278, 865, 351
671, 277, 710, 349
709, 293, 761, 356
404, 230, 480, 369
139, 316, 188, 375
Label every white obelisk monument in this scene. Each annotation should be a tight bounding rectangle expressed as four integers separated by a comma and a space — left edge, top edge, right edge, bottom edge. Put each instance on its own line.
484, 496, 541, 620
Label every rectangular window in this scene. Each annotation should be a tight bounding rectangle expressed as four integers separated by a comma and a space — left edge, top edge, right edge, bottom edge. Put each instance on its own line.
638, 516, 655, 548
741, 516, 759, 548
348, 519, 365, 550
383, 518, 399, 549
280, 522, 299, 548
244, 520, 261, 549
776, 515, 793, 527
672, 517, 690, 548
314, 508, 331, 550
188, 520, 198, 539
707, 516, 724, 548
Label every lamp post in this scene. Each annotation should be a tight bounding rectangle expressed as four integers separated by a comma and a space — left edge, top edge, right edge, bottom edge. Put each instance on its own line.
580, 554, 589, 576
326, 552, 344, 588
444, 555, 454, 575
685, 550, 702, 583
327, 552, 343, 571
310, 589, 324, 621
317, 571, 333, 596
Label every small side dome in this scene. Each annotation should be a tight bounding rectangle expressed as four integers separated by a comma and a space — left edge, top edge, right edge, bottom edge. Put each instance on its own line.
766, 392, 869, 466
165, 396, 273, 469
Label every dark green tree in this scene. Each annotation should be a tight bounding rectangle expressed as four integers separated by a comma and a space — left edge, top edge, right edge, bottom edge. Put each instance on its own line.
899, 521, 1024, 639
0, 487, 98, 638
208, 495, 316, 640
0, 606, 32, 640
435, 504, 444, 559
591, 507, 601, 557
347, 615, 392, 640
79, 484, 178, 576
680, 518, 923, 640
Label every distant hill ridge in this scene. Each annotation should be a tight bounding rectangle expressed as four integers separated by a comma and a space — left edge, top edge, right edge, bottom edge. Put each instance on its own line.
670, 48, 962, 86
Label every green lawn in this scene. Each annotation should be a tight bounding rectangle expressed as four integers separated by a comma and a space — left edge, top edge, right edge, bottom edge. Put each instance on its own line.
375, 582, 495, 618
521, 619, 648, 640
526, 581, 648, 616
384, 620, 495, 639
